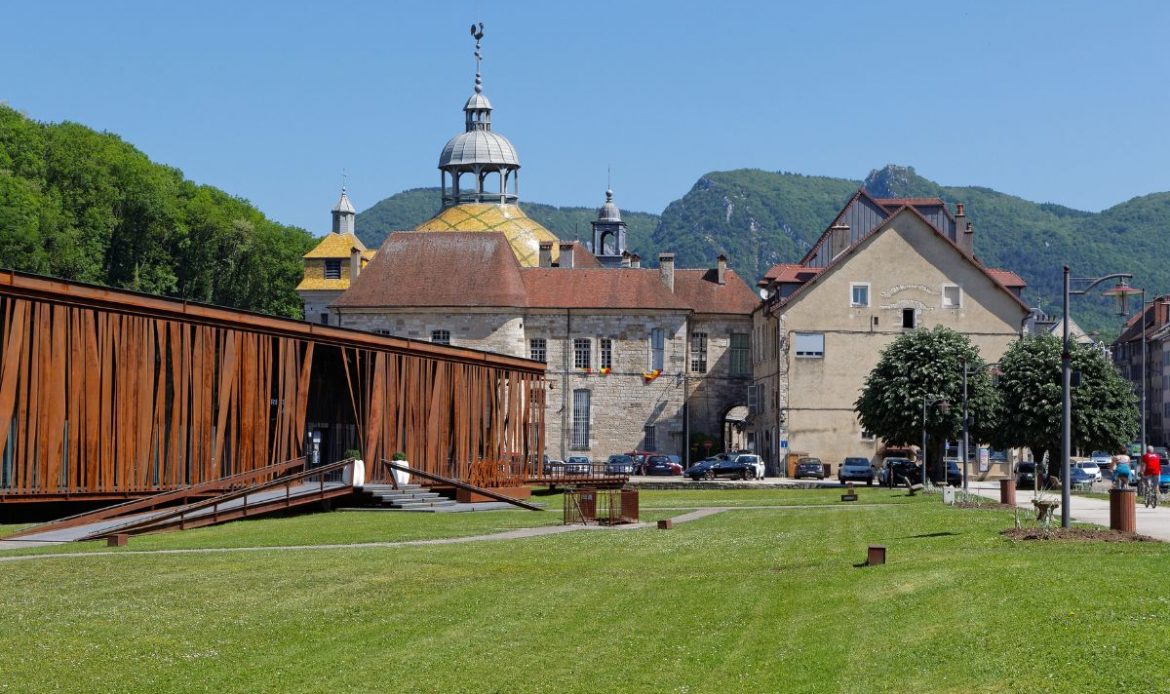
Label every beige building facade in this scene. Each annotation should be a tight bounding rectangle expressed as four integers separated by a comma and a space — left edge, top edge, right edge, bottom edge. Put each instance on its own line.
752, 193, 1031, 475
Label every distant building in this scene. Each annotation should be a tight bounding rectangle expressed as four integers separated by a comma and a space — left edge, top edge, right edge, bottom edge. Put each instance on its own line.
1114, 299, 1170, 447
751, 191, 1032, 475
296, 189, 373, 325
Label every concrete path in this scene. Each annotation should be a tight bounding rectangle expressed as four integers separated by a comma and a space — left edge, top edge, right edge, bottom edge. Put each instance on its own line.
966, 480, 1170, 540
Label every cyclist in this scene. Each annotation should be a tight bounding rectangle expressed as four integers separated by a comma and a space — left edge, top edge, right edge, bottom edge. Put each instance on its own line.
1140, 446, 1162, 498
1113, 449, 1133, 489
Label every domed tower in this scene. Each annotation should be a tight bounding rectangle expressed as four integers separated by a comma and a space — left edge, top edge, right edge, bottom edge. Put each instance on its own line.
591, 188, 627, 268
414, 23, 559, 267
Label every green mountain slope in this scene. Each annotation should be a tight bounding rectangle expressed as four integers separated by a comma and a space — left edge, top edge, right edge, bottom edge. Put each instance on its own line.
0, 105, 313, 318
355, 188, 659, 260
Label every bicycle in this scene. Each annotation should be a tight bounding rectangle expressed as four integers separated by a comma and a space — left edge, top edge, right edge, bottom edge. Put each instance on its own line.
1140, 475, 1159, 509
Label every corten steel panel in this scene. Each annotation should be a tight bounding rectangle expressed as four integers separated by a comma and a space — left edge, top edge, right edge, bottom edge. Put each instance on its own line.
0, 271, 545, 500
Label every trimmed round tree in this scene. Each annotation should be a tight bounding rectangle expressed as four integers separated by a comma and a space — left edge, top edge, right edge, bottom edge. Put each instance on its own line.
992, 334, 1136, 469
855, 326, 999, 482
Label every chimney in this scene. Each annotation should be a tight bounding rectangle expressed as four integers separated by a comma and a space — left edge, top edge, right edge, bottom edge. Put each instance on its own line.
350, 247, 362, 281
620, 250, 631, 268
631, 253, 641, 269
716, 254, 727, 285
558, 242, 575, 268
538, 241, 553, 267
962, 221, 975, 256
658, 252, 675, 293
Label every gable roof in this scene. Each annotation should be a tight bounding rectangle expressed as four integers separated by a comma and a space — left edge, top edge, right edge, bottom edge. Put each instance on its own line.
770, 205, 1030, 314
522, 268, 689, 310
986, 269, 1025, 288
333, 232, 528, 308
758, 263, 823, 287
672, 269, 759, 315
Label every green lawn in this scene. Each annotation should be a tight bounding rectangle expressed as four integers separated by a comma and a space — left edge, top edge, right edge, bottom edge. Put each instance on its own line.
1, 489, 1168, 692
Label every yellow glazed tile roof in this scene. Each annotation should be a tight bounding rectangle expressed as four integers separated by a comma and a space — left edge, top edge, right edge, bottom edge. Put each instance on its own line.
295, 278, 351, 291
303, 232, 368, 259
413, 203, 559, 267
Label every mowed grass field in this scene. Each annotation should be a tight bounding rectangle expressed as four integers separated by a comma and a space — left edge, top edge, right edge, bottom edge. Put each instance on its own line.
1, 487, 1169, 693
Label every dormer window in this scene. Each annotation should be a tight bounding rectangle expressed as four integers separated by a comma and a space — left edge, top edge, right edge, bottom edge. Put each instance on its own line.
324, 260, 341, 280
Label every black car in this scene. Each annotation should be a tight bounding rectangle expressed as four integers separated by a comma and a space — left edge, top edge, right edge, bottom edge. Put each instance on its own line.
794, 457, 825, 480
644, 455, 680, 476
605, 454, 636, 475
1016, 461, 1054, 490
880, 459, 921, 488
936, 459, 962, 487
687, 458, 753, 480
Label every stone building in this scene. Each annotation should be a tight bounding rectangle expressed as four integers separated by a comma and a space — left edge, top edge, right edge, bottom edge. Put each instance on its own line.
300, 27, 757, 463
751, 191, 1031, 475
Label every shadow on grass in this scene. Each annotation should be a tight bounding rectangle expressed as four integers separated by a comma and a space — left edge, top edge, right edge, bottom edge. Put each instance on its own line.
898, 531, 960, 539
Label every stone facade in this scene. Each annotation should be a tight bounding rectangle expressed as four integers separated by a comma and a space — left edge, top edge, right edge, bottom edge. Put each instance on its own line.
685, 315, 754, 453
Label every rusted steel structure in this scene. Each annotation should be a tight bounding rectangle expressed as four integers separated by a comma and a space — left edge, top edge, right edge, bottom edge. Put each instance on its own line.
0, 271, 545, 502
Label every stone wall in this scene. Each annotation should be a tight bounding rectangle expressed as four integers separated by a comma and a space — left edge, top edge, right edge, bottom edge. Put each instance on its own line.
337, 309, 525, 355
685, 314, 754, 456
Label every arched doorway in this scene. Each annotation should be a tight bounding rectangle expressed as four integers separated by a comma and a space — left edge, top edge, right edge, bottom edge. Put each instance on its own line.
723, 404, 749, 452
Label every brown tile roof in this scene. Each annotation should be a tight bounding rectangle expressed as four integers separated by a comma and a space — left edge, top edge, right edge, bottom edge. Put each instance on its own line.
986, 269, 1026, 288
333, 232, 527, 308
760, 263, 823, 287
673, 269, 760, 314
522, 268, 689, 310
303, 232, 368, 259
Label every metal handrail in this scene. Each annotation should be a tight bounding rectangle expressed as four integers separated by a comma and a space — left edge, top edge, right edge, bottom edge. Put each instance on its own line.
79, 458, 357, 540
5, 456, 308, 539
378, 459, 544, 512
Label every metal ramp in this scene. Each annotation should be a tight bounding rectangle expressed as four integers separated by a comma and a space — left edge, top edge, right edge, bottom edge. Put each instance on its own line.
5, 458, 357, 544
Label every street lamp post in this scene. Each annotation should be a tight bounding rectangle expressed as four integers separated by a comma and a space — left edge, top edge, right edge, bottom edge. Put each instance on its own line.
962, 364, 969, 495
1062, 267, 1140, 529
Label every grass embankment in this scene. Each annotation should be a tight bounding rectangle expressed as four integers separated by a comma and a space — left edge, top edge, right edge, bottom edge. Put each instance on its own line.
1, 488, 1167, 692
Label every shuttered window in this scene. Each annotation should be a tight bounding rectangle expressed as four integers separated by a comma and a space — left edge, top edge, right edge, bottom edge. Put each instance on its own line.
572, 389, 591, 449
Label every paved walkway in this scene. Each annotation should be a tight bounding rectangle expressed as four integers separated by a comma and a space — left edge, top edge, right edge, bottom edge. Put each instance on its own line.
966, 480, 1170, 540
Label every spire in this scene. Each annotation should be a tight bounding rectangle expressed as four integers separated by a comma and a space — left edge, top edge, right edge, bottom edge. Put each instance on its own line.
463, 23, 492, 130
471, 22, 484, 95
592, 186, 627, 266
331, 187, 356, 235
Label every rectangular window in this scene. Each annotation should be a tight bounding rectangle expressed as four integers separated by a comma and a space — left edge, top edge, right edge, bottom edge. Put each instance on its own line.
902, 308, 916, 329
747, 383, 760, 415
431, 329, 450, 345
572, 389, 591, 449
600, 338, 613, 370
861, 429, 875, 441
730, 333, 749, 375
690, 332, 708, 373
942, 284, 961, 308
650, 329, 664, 371
324, 259, 341, 280
529, 337, 547, 363
574, 338, 591, 369
793, 332, 824, 358
318, 313, 329, 325
644, 425, 657, 452
850, 283, 870, 307
373, 329, 391, 336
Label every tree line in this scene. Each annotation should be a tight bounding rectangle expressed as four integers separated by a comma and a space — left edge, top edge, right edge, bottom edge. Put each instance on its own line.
0, 105, 313, 318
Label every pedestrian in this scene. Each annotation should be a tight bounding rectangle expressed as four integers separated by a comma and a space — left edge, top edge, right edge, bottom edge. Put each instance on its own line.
1113, 449, 1133, 489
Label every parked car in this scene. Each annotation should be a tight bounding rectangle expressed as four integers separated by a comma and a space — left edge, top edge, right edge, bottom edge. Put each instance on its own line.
1016, 461, 1035, 488
1073, 460, 1102, 481
735, 454, 764, 480
838, 457, 874, 485
564, 456, 592, 475
685, 458, 718, 479
1159, 467, 1170, 494
1068, 465, 1095, 487
794, 457, 825, 480
1090, 450, 1113, 470
645, 454, 682, 476
605, 454, 636, 475
879, 458, 920, 487
938, 458, 962, 487
542, 455, 565, 475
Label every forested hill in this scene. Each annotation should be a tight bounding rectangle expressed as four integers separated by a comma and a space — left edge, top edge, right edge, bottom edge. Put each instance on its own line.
0, 105, 313, 318
354, 188, 661, 260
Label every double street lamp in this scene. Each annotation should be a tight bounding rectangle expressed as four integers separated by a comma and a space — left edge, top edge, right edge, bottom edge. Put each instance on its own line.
1062, 267, 1141, 529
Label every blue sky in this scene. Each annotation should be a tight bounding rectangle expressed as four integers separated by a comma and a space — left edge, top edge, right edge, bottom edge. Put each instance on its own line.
4, 1, 1169, 234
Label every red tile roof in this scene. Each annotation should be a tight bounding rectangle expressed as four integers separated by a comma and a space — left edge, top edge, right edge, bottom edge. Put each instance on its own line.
333, 232, 528, 308
522, 268, 689, 310
986, 269, 1026, 288
672, 269, 759, 315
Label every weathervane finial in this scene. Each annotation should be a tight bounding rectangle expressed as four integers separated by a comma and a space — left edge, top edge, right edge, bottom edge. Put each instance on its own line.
470, 22, 485, 94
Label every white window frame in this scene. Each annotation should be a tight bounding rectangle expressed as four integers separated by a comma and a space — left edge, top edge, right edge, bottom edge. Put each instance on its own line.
690, 332, 708, 373
529, 337, 547, 363
942, 284, 962, 309
793, 332, 825, 358
850, 282, 870, 307
599, 338, 613, 370
574, 338, 592, 370
860, 428, 875, 441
